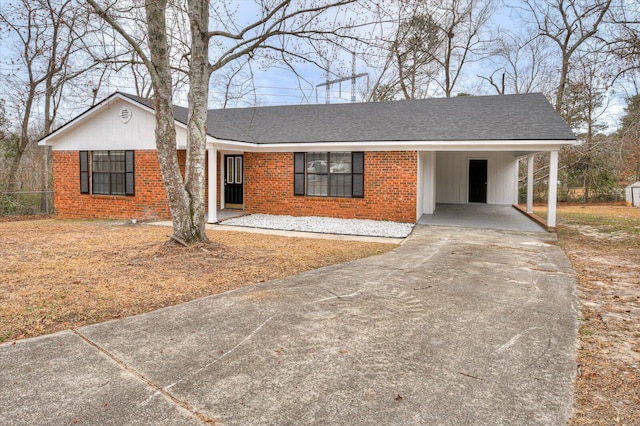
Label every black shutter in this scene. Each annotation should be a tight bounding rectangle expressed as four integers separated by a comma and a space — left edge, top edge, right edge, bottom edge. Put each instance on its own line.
125, 150, 135, 196
79, 151, 89, 194
294, 152, 305, 196
352, 152, 364, 198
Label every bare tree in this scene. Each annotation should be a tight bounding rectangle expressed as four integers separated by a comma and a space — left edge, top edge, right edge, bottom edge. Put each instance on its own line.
367, 0, 493, 100
436, 0, 493, 97
0, 0, 103, 191
368, 5, 441, 100
606, 0, 640, 84
560, 51, 615, 202
479, 30, 554, 95
88, 0, 368, 244
521, 0, 613, 112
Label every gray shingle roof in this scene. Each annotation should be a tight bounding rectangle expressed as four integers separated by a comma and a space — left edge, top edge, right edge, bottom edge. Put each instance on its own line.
121, 92, 575, 144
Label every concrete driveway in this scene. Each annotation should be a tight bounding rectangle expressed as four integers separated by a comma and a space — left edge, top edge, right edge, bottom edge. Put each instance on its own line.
0, 226, 578, 425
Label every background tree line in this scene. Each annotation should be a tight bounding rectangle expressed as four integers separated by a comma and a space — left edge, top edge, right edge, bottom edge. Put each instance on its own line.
0, 0, 639, 240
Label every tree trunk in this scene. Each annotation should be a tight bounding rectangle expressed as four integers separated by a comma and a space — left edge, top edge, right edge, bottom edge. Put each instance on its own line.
555, 53, 570, 113
583, 160, 590, 204
6, 149, 26, 192
39, 146, 51, 213
7, 86, 36, 192
184, 0, 211, 242
444, 30, 453, 97
145, 0, 195, 242
41, 41, 56, 213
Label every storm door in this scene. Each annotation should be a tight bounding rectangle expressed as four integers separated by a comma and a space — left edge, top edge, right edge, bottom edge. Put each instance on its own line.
468, 159, 488, 203
224, 155, 243, 209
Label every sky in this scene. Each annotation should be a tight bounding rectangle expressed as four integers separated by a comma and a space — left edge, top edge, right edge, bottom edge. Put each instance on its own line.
198, 0, 630, 131
0, 0, 634, 132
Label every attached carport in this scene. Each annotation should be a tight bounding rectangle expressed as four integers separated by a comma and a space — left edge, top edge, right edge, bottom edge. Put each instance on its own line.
417, 146, 563, 230
406, 93, 575, 231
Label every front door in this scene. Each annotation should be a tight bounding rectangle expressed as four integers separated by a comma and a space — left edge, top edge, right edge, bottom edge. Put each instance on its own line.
468, 159, 487, 203
224, 155, 243, 209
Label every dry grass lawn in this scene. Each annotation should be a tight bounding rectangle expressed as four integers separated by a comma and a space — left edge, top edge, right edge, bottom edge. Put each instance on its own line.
3, 206, 639, 424
535, 204, 640, 425
0, 219, 395, 342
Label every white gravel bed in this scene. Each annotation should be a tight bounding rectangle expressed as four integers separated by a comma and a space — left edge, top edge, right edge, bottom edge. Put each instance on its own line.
221, 214, 414, 238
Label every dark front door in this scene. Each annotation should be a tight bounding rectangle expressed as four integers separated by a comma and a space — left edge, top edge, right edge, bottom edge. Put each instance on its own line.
224, 155, 243, 208
468, 159, 488, 203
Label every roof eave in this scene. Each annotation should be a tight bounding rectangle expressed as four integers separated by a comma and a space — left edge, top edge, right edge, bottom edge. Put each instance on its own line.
207, 138, 577, 152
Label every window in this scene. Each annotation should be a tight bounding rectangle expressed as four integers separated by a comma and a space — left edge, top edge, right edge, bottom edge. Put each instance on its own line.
80, 150, 134, 196
294, 152, 364, 198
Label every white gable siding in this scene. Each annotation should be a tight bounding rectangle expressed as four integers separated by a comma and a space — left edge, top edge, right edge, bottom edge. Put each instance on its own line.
435, 152, 517, 205
46, 98, 187, 151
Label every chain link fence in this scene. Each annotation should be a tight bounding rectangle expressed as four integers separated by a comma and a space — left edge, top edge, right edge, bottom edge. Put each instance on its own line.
0, 191, 54, 216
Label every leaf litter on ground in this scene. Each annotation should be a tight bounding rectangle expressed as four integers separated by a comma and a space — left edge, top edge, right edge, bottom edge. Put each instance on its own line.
0, 219, 395, 342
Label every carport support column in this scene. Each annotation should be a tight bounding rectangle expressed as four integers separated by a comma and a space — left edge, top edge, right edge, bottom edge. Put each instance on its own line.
527, 155, 534, 213
547, 151, 558, 228
207, 148, 217, 223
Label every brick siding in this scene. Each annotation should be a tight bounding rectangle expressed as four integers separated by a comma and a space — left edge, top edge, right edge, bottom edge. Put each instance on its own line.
53, 150, 170, 220
54, 150, 417, 222
244, 151, 417, 223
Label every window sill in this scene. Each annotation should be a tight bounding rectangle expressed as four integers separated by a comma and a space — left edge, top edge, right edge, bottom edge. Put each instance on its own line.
298, 195, 363, 200
82, 194, 132, 199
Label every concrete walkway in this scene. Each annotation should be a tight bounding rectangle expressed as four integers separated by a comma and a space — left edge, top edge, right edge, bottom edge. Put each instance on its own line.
0, 226, 578, 425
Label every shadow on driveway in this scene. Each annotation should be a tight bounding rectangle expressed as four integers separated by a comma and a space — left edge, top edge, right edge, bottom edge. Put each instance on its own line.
0, 226, 578, 425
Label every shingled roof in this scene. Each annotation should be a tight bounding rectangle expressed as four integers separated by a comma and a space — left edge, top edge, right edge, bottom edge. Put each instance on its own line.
121, 92, 575, 144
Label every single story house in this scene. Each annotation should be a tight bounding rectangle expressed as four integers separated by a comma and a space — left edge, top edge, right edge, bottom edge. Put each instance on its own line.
38, 92, 576, 228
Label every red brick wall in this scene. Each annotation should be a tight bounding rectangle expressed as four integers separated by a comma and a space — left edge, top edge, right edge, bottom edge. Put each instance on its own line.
53, 150, 170, 220
54, 150, 418, 222
244, 151, 417, 223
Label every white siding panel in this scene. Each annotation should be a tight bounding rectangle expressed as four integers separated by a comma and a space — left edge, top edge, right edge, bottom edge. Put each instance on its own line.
48, 98, 187, 151
436, 152, 517, 205
436, 152, 464, 203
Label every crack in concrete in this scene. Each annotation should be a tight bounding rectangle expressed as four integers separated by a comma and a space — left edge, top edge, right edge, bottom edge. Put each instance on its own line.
305, 289, 362, 305
73, 329, 217, 425
164, 312, 279, 392
495, 327, 541, 353
162, 289, 376, 395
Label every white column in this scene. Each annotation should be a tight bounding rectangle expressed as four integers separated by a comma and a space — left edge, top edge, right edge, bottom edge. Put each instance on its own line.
527, 155, 534, 213
219, 152, 225, 208
547, 150, 558, 228
207, 148, 217, 223
514, 157, 520, 205
424, 151, 436, 214
416, 152, 424, 219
